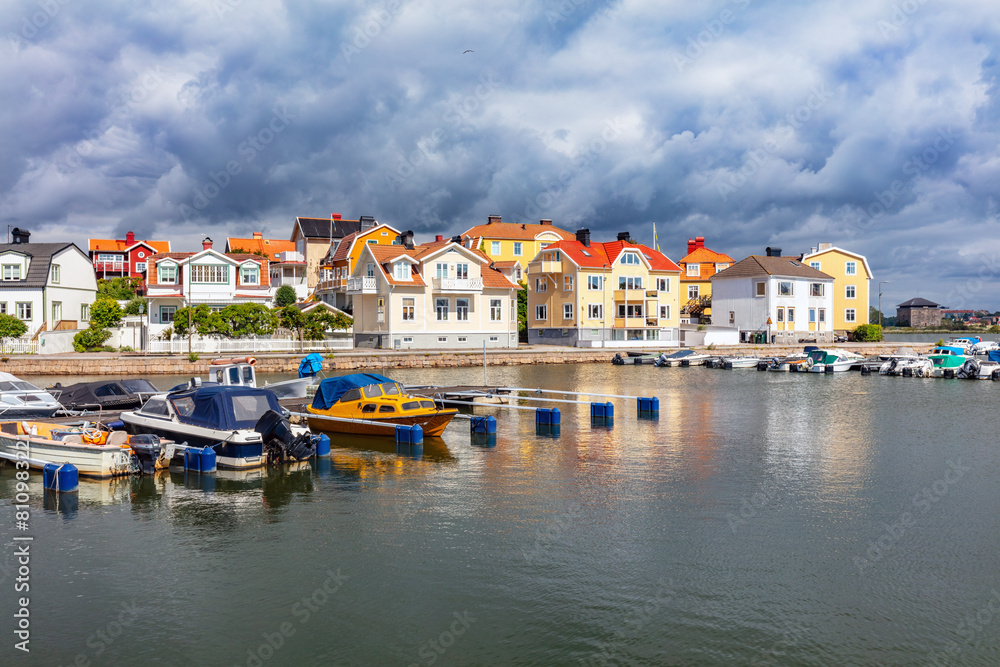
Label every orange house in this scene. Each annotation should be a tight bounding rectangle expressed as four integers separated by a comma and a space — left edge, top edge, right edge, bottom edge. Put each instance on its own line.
678, 237, 734, 323
317, 223, 401, 310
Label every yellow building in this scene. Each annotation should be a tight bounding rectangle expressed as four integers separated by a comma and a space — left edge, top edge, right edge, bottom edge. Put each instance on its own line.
462, 215, 575, 284
677, 236, 733, 323
316, 223, 401, 310
800, 244, 873, 331
526, 229, 682, 347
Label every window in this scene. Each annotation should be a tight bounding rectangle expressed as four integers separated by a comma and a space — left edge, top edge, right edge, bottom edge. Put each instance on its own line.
810, 283, 824, 297
618, 276, 642, 289
845, 261, 857, 275
456, 298, 469, 321
587, 275, 603, 290
686, 263, 700, 276
688, 285, 699, 299
845, 308, 856, 323
809, 261, 820, 270
787, 308, 795, 323
818, 309, 826, 323
729, 311, 735, 325
160, 306, 176, 323
588, 304, 603, 319
241, 264, 259, 285
660, 305, 670, 319
50, 264, 60, 283
845, 285, 856, 299
617, 304, 643, 318
535, 305, 547, 320
402, 337, 413, 344
489, 336, 499, 342
3, 264, 21, 281
777, 281, 793, 296
402, 298, 415, 321
158, 263, 177, 284
809, 309, 816, 323
620, 253, 640, 265
657, 278, 669, 292
456, 263, 469, 280
394, 263, 411, 281
366, 263, 375, 278
491, 241, 501, 255
457, 337, 467, 343
563, 303, 573, 319
535, 278, 547, 293
755, 282, 765, 297
15, 302, 31, 320
80, 304, 89, 321
715, 263, 729, 272
51, 301, 62, 322
490, 298, 502, 321
97, 253, 121, 263
135, 262, 147, 274
563, 276, 573, 291
513, 242, 522, 256
190, 264, 229, 283
435, 298, 449, 321
367, 239, 378, 245
776, 307, 784, 322
436, 263, 448, 280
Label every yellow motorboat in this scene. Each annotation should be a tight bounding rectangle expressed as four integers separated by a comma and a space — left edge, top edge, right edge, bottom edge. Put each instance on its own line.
305, 374, 458, 437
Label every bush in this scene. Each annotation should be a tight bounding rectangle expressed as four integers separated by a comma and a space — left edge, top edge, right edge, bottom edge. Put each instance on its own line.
73, 328, 112, 352
0, 314, 28, 353
90, 297, 123, 329
989, 325, 1000, 334
188, 352, 200, 362
274, 285, 297, 308
852, 323, 883, 342
123, 296, 147, 316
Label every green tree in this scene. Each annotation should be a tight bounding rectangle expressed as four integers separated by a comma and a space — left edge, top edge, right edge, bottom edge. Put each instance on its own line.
279, 305, 308, 340
274, 285, 297, 308
97, 276, 141, 300
73, 327, 112, 352
0, 314, 28, 354
123, 296, 147, 316
220, 303, 278, 337
303, 310, 353, 340
90, 298, 123, 329
517, 288, 527, 342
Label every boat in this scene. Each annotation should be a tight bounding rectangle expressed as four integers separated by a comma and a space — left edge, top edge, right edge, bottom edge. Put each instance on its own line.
0, 373, 62, 418
719, 356, 763, 369
877, 346, 919, 362
0, 421, 135, 478
956, 354, 1000, 380
306, 373, 458, 437
927, 348, 969, 378
654, 350, 698, 367
945, 337, 982, 352
680, 353, 716, 367
611, 352, 659, 365
970, 340, 1000, 355
879, 356, 934, 377
120, 385, 316, 469
49, 379, 160, 412
801, 348, 866, 373
167, 357, 319, 399
764, 352, 810, 372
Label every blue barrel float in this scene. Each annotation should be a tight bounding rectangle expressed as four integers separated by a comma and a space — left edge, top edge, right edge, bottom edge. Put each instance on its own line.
395, 424, 424, 445
315, 433, 331, 457
535, 407, 561, 425
184, 446, 217, 473
637, 397, 660, 419
43, 463, 79, 493
470, 416, 497, 434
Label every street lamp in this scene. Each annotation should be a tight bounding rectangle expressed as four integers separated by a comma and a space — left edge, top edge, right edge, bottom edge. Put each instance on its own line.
878, 280, 891, 329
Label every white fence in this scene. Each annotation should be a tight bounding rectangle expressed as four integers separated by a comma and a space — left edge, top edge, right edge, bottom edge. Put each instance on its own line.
1, 339, 39, 355
147, 337, 353, 354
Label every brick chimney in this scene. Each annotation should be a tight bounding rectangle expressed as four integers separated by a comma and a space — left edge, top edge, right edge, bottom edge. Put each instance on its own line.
540, 219, 552, 226
616, 231, 632, 244
687, 238, 696, 255
435, 235, 443, 242
202, 237, 213, 250
11, 228, 30, 244
695, 236, 705, 249
487, 215, 501, 224
575, 228, 591, 247
126, 231, 135, 244
253, 232, 263, 239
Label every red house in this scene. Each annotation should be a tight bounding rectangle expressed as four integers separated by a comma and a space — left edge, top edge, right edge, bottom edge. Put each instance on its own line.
88, 231, 171, 291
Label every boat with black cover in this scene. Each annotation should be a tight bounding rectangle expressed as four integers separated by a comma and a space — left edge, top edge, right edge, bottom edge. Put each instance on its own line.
49, 379, 160, 412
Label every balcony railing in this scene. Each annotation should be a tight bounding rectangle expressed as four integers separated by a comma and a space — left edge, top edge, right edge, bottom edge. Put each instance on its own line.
346, 277, 377, 293
434, 277, 483, 292
94, 261, 126, 273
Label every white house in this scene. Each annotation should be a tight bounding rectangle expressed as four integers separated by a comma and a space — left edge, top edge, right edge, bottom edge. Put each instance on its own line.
710, 250, 835, 344
0, 229, 98, 336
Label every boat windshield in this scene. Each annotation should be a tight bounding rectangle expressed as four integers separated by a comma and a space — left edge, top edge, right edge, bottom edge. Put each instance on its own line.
381, 383, 401, 396
808, 351, 826, 362
362, 384, 383, 398
0, 381, 42, 392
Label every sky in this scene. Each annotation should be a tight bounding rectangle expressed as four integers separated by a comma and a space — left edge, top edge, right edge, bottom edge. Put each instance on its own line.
2, 0, 998, 311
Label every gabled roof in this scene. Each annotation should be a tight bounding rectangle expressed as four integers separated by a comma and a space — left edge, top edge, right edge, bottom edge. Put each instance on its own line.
801, 246, 874, 279
898, 297, 940, 308
226, 237, 295, 261
543, 239, 681, 273
295, 217, 362, 240
330, 224, 402, 262
712, 256, 833, 280
146, 251, 268, 287
360, 243, 520, 290
0, 243, 81, 288
462, 221, 575, 243
680, 246, 734, 265
89, 238, 171, 253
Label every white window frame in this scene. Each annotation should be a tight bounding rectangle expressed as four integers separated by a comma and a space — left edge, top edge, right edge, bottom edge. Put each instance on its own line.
660, 305, 670, 319
810, 283, 825, 297
240, 264, 259, 285
535, 304, 547, 320
135, 262, 147, 274
563, 276, 573, 291
715, 263, 729, 272
845, 261, 857, 276
15, 302, 31, 321
158, 263, 177, 284
587, 275, 602, 291
50, 264, 60, 284
809, 261, 820, 270
688, 285, 699, 299
80, 304, 89, 321
535, 278, 547, 293
456, 263, 469, 280
777, 281, 793, 296
776, 307, 784, 322
588, 304, 603, 319
435, 298, 449, 321
657, 278, 669, 292
3, 264, 21, 281
491, 241, 501, 255
490, 298, 502, 322
845, 284, 856, 299
513, 242, 522, 256
686, 263, 700, 276
160, 305, 176, 323
845, 308, 856, 323
394, 263, 411, 281
563, 303, 573, 319
787, 308, 795, 323
620, 253, 640, 266
402, 297, 415, 321
818, 309, 826, 323
190, 264, 229, 284
755, 282, 765, 297
456, 298, 469, 321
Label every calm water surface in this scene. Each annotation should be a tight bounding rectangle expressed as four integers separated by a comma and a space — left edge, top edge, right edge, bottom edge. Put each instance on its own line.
2, 364, 999, 666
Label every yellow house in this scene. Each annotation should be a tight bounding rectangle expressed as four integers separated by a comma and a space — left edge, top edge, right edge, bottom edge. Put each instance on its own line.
677, 236, 734, 323
800, 244, 873, 331
462, 215, 575, 283
316, 223, 402, 310
526, 229, 682, 347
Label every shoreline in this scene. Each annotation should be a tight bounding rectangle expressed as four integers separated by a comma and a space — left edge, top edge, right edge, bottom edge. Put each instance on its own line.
2, 342, 933, 376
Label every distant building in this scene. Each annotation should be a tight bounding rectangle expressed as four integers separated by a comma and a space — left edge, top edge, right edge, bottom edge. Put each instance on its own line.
677, 236, 733, 323
896, 298, 943, 327
461, 215, 575, 284
226, 232, 307, 300
291, 214, 375, 289
88, 230, 171, 291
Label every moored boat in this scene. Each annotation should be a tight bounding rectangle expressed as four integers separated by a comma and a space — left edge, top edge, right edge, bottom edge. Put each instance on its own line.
719, 356, 762, 369
0, 421, 135, 478
654, 350, 697, 367
0, 373, 62, 418
49, 379, 160, 412
306, 374, 458, 437
803, 349, 866, 373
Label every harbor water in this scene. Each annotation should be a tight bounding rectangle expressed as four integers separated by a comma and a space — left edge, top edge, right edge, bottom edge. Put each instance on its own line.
2, 364, 999, 665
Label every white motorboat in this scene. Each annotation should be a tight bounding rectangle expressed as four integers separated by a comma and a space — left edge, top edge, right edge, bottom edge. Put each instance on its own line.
654, 350, 698, 367
879, 356, 933, 377
877, 346, 919, 362
766, 353, 810, 372
0, 421, 134, 478
720, 356, 762, 369
803, 349, 866, 373
0, 373, 62, 418
956, 357, 1000, 380
680, 353, 716, 367
970, 341, 1000, 355
166, 357, 318, 399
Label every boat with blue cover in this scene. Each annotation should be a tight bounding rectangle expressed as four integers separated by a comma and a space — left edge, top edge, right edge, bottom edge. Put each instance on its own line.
119, 385, 315, 469
306, 373, 458, 437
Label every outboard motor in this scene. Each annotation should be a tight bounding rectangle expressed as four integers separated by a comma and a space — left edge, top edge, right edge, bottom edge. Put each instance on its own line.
612, 353, 625, 365
128, 434, 171, 475
254, 410, 316, 465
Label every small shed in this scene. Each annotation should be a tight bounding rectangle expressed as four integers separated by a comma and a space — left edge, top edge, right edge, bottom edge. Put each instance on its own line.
896, 298, 943, 327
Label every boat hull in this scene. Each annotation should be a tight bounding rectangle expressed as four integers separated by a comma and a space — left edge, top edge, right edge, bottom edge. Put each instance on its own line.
306, 410, 457, 437
0, 433, 133, 478
120, 417, 264, 469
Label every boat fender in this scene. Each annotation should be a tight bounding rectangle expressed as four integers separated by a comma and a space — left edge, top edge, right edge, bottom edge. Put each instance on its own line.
757, 361, 768, 371
944, 369, 955, 379
902, 367, 913, 377
861, 365, 871, 376
914, 367, 925, 378
992, 368, 1000, 381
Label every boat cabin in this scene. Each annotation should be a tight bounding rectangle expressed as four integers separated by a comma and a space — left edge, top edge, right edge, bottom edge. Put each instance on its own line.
207, 359, 258, 388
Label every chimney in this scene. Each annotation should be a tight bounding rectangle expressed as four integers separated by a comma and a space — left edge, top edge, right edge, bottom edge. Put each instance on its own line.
809, 246, 817, 254
616, 231, 631, 243
765, 246, 781, 257
540, 219, 552, 226
450, 235, 462, 244
487, 215, 501, 225
359, 215, 376, 231
575, 228, 591, 247
331, 213, 342, 220
403, 231, 415, 249
11, 228, 29, 244
695, 236, 705, 249
126, 231, 135, 244
253, 232, 263, 239
435, 235, 443, 242
202, 236, 213, 251
687, 238, 696, 255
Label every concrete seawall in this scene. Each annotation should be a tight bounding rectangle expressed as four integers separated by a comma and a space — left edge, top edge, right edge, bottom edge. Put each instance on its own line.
1, 343, 934, 376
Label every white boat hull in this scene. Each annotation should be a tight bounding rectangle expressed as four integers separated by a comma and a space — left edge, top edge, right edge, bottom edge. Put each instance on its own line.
0, 433, 133, 478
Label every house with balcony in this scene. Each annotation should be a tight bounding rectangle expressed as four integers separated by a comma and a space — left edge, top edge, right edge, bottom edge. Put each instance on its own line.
526, 229, 682, 347
316, 223, 401, 311
461, 215, 575, 285
348, 238, 520, 349
710, 248, 835, 344
799, 243, 873, 331
88, 230, 171, 291
291, 213, 378, 289
145, 237, 272, 334
0, 228, 98, 337
226, 232, 307, 301
678, 236, 733, 324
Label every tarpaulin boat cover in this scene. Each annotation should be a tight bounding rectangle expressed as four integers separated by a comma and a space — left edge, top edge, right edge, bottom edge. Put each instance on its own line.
311, 374, 395, 410
988, 350, 1000, 364
53, 379, 160, 409
169, 386, 282, 430
298, 353, 324, 378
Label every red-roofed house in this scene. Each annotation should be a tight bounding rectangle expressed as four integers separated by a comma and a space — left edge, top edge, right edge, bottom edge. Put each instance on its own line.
461, 215, 575, 284
348, 239, 520, 349
526, 229, 682, 347
678, 237, 733, 323
88, 231, 171, 291
226, 232, 308, 300
315, 223, 401, 310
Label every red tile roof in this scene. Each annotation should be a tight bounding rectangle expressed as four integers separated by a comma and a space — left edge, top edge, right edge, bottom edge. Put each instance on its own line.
226, 237, 295, 261
90, 238, 170, 253
462, 221, 575, 242
364, 243, 519, 289
546, 240, 681, 272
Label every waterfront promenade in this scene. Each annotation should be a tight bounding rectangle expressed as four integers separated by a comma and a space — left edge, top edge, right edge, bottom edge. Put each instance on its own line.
4, 342, 931, 376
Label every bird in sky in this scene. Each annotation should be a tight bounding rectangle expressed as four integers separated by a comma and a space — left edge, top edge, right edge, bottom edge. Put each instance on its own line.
463, 50, 474, 54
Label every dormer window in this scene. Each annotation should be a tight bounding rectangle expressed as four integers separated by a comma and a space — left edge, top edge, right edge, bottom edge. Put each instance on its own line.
2, 264, 20, 281
240, 263, 259, 285
393, 262, 411, 280
158, 263, 177, 284
686, 263, 700, 276
620, 253, 640, 266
